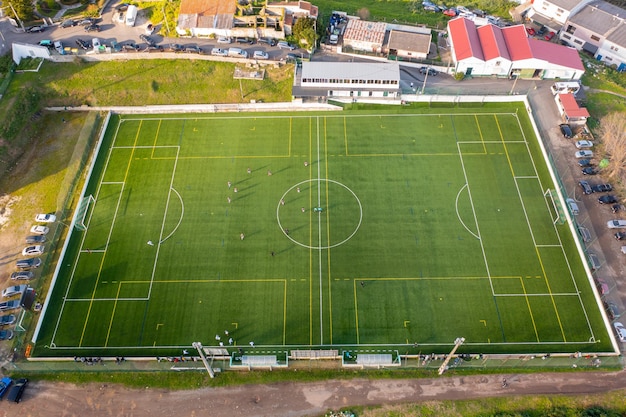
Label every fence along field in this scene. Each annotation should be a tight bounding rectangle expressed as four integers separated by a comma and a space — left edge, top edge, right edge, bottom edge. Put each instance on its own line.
32, 108, 613, 358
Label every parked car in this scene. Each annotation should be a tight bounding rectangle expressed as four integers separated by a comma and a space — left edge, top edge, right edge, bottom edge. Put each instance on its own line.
599, 195, 618, 204
35, 213, 56, 223
559, 123, 573, 138
614, 322, 626, 342
122, 42, 140, 52
591, 183, 612, 193
25, 235, 46, 244
184, 45, 202, 54
16, 258, 41, 270
145, 45, 164, 52
75, 38, 91, 50
566, 198, 579, 215
92, 38, 102, 50
575, 140, 594, 148
582, 167, 597, 175
165, 43, 184, 52
0, 300, 20, 312
145, 23, 155, 35
110, 40, 122, 52
577, 159, 592, 167
605, 301, 621, 319
575, 150, 593, 158
139, 34, 156, 47
579, 180, 592, 195
0, 329, 13, 341
277, 41, 295, 50
54, 41, 65, 55
595, 278, 610, 295
27, 26, 45, 33
217, 36, 232, 44
60, 19, 77, 28
526, 27, 536, 36
2, 284, 28, 298
211, 48, 228, 56
38, 40, 53, 48
0, 314, 15, 326
10, 271, 34, 281
443, 8, 457, 16
236, 37, 253, 44
253, 50, 269, 60
419, 66, 437, 76
537, 26, 547, 36
22, 245, 44, 256
79, 18, 96, 26
258, 37, 276, 46
615, 232, 626, 240
607, 220, 626, 228
30, 225, 49, 235
544, 31, 556, 41
116, 3, 129, 11
85, 24, 101, 32
0, 377, 12, 399
6, 378, 27, 403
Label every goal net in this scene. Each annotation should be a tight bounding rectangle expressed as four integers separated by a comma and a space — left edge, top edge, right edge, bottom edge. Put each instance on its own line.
75, 195, 95, 231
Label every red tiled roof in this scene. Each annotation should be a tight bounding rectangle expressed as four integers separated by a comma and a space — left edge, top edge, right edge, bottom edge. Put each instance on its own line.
448, 17, 484, 61
477, 24, 510, 61
180, 0, 235, 16
559, 94, 590, 117
501, 24, 532, 61
529, 39, 584, 70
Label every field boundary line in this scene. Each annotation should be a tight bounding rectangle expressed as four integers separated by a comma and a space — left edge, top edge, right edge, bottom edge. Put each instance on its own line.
79, 120, 144, 347
455, 184, 479, 240
111, 145, 179, 149
495, 292, 581, 297
323, 116, 333, 344
160, 187, 184, 244
101, 181, 125, 184
308, 116, 313, 346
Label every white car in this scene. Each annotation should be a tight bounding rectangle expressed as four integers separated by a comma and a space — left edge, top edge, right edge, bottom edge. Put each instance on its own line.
30, 225, 49, 235
22, 245, 44, 256
575, 140, 594, 149
35, 213, 56, 223
575, 150, 593, 158
92, 38, 101, 50
217, 37, 231, 44
277, 41, 295, 50
614, 322, 626, 342
607, 220, 626, 228
253, 50, 269, 60
211, 48, 228, 56
1, 285, 28, 298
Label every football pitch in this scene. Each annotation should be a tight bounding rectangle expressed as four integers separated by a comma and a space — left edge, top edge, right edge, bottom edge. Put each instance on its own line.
34, 105, 613, 357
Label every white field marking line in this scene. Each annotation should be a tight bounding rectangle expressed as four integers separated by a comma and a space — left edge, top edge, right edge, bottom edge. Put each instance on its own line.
459, 140, 527, 144
495, 292, 581, 297
80, 249, 106, 253
101, 181, 125, 185
111, 145, 180, 149
456, 143, 495, 295
160, 187, 184, 244
147, 146, 180, 299
316, 116, 324, 345
455, 184, 480, 240
65, 297, 149, 302
536, 244, 562, 247
49, 122, 124, 346
513, 113, 595, 339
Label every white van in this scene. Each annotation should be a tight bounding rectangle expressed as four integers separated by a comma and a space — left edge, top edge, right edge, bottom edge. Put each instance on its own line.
227, 47, 248, 58
550, 81, 580, 96
125, 5, 137, 27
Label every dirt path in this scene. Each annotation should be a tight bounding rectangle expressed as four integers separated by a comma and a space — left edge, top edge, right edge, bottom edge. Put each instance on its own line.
2, 370, 626, 417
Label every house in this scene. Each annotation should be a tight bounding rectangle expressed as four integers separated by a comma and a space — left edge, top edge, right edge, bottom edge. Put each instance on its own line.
527, 0, 593, 30
560, 1, 626, 71
294, 62, 401, 99
342, 19, 387, 53
177, 0, 236, 37
384, 30, 431, 60
448, 17, 584, 79
555, 93, 590, 124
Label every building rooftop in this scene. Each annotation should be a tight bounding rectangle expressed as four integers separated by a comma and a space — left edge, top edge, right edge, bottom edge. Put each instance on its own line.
568, 1, 625, 37
343, 19, 387, 45
301, 62, 400, 82
448, 17, 484, 61
178, 0, 236, 29
543, 0, 586, 11
387, 30, 431, 54
477, 24, 511, 61
559, 93, 591, 117
530, 39, 584, 70
501, 24, 533, 61
606, 21, 626, 47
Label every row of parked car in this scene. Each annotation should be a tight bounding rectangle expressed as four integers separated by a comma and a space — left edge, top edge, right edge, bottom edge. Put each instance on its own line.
563, 126, 626, 342
0, 377, 28, 403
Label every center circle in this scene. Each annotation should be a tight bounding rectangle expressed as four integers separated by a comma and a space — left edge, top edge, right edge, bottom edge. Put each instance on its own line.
276, 179, 362, 250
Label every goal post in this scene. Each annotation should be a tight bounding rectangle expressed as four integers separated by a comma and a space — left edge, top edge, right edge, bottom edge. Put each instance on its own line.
544, 189, 564, 225
75, 195, 95, 231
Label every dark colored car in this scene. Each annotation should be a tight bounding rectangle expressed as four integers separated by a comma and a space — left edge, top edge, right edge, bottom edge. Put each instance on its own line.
79, 18, 95, 26
577, 159, 592, 167
582, 167, 597, 175
615, 231, 626, 240
612, 204, 621, 213
258, 37, 277, 46
122, 42, 140, 52
591, 183, 612, 193
10, 271, 34, 281
419, 66, 437, 76
184, 45, 202, 54
0, 329, 13, 341
537, 26, 547, 36
85, 24, 101, 32
26, 26, 45, 33
236, 37, 253, 44
116, 2, 129, 11
165, 43, 184, 52
0, 300, 20, 312
579, 180, 592, 195
559, 123, 573, 138
61, 19, 77, 28
75, 38, 91, 50
145, 45, 164, 52
25, 235, 46, 244
140, 34, 157, 47
6, 378, 27, 403
0, 314, 15, 326
604, 301, 620, 320
598, 195, 618, 204
110, 40, 122, 52
0, 377, 12, 399
16, 257, 41, 270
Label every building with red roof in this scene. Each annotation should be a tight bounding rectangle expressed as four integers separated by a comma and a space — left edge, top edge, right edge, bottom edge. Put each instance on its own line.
447, 17, 584, 79
555, 93, 590, 124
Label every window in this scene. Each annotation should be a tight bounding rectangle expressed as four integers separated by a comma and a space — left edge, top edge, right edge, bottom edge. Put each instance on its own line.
610, 46, 619, 52
574, 39, 583, 45
562, 34, 571, 39
495, 60, 501, 66
557, 8, 564, 13
606, 56, 613, 61
591, 35, 600, 41
566, 25, 575, 34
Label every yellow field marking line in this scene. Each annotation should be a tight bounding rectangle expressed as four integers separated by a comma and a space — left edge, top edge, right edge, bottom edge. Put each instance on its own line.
79, 120, 143, 347
104, 281, 124, 347
474, 115, 487, 154
151, 119, 162, 159
495, 114, 516, 177
324, 116, 333, 344
535, 246, 567, 341
347, 152, 460, 157
519, 276, 540, 342
353, 279, 360, 344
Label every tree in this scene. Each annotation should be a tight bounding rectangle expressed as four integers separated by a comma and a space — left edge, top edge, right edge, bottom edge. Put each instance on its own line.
292, 17, 316, 51
8, 0, 34, 22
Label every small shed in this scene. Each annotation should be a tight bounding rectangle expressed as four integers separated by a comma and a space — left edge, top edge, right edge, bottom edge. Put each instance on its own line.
385, 30, 431, 59
555, 93, 590, 125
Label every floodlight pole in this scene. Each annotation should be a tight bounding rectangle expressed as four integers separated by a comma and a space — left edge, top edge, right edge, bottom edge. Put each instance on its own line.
438, 337, 465, 375
192, 342, 215, 378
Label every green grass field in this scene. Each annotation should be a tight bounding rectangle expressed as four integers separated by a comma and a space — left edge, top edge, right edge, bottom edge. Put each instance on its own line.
33, 105, 613, 357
